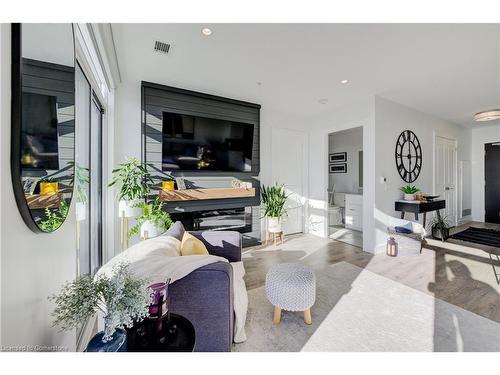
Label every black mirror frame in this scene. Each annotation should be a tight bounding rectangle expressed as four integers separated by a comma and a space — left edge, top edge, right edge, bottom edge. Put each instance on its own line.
10, 23, 76, 233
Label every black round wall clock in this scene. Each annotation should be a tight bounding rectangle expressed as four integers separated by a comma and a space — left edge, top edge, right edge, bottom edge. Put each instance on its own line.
395, 130, 422, 183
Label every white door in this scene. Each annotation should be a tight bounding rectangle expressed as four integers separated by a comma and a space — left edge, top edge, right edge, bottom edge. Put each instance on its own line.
271, 128, 307, 234
435, 136, 457, 225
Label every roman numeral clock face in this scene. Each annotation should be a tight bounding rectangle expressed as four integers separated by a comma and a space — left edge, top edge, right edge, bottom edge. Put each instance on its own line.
395, 130, 422, 183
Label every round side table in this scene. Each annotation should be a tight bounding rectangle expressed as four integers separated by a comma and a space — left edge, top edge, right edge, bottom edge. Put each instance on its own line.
127, 313, 196, 352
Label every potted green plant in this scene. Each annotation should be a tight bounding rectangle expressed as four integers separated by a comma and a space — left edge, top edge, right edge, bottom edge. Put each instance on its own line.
400, 185, 420, 201
49, 263, 151, 352
128, 198, 173, 239
429, 214, 452, 240
261, 182, 289, 233
108, 158, 153, 218
39, 201, 69, 232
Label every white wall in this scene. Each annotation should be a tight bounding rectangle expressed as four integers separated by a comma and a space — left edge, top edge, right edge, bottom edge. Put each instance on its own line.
307, 98, 376, 253
0, 24, 76, 351
471, 124, 500, 221
328, 127, 363, 193
373, 96, 471, 252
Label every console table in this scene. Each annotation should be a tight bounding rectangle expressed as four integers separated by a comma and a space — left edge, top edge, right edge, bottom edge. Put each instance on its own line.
394, 199, 446, 239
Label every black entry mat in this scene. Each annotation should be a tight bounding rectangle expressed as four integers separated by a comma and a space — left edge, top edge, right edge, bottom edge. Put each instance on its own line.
450, 227, 500, 248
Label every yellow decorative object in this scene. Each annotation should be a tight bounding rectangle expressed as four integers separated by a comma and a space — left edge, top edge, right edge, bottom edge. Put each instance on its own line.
180, 232, 209, 256
162, 180, 175, 191
40, 182, 59, 196
21, 153, 34, 165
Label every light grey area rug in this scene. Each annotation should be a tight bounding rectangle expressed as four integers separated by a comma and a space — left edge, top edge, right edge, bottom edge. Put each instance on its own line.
233, 261, 500, 352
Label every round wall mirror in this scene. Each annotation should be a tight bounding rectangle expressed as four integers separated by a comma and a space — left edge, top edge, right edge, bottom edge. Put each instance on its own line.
11, 23, 76, 233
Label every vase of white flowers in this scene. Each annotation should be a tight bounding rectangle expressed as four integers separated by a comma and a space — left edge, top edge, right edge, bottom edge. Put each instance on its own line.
49, 263, 152, 352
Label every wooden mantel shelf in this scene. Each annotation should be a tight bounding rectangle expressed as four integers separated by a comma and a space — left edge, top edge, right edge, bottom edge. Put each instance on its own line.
25, 193, 63, 209
159, 187, 256, 202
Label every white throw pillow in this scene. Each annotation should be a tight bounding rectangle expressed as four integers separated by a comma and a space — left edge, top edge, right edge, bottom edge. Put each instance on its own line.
126, 236, 181, 258
96, 236, 181, 279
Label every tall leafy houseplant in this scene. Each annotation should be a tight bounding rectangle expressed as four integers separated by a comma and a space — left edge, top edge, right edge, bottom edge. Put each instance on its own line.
49, 263, 151, 351
261, 182, 289, 233
128, 198, 173, 239
108, 158, 153, 218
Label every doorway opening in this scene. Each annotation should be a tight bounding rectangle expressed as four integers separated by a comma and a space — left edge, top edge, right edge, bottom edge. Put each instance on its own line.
485, 142, 500, 224
327, 126, 363, 248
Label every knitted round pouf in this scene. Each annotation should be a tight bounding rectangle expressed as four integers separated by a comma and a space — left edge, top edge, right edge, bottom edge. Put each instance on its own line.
265, 263, 316, 325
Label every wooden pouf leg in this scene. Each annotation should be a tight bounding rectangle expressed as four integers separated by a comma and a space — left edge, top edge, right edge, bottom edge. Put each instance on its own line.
304, 309, 312, 325
273, 306, 282, 325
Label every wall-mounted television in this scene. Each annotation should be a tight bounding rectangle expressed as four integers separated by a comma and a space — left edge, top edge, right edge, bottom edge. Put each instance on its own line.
21, 92, 59, 170
162, 112, 255, 173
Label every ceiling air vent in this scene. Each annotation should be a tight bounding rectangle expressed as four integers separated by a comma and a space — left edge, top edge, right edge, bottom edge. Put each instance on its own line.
154, 40, 170, 54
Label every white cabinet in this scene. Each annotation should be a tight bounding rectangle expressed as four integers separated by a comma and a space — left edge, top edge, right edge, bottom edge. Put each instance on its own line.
344, 194, 363, 231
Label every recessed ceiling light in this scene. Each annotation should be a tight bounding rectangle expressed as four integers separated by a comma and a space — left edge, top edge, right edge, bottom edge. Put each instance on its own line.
474, 109, 500, 122
340, 79, 349, 84
201, 27, 212, 36
319, 98, 328, 104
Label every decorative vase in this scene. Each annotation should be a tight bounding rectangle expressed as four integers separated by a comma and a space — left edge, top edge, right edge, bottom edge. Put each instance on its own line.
40, 182, 58, 196
140, 220, 160, 239
76, 202, 87, 222
86, 328, 127, 352
162, 180, 175, 191
267, 217, 283, 233
386, 237, 398, 257
404, 193, 415, 201
119, 199, 143, 218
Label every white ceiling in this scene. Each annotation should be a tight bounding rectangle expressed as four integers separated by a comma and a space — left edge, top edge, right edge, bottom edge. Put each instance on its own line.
111, 23, 500, 127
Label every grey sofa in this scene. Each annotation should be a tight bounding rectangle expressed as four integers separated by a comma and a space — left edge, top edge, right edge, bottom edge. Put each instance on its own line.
162, 222, 242, 352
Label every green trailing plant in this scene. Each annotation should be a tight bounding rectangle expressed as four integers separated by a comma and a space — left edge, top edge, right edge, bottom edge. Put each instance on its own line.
49, 263, 151, 343
261, 182, 289, 218
108, 158, 153, 201
39, 200, 69, 232
400, 185, 420, 194
128, 198, 173, 239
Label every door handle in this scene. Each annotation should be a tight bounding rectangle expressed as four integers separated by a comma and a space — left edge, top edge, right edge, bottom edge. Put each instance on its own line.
445, 187, 454, 191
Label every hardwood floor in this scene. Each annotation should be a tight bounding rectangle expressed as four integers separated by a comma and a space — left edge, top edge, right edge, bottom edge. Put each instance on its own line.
243, 228, 500, 324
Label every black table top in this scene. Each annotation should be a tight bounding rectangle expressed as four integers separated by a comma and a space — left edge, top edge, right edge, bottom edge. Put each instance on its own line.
395, 199, 446, 213
127, 313, 196, 352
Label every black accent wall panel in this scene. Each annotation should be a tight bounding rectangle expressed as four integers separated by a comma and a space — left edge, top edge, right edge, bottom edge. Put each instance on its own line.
141, 82, 262, 246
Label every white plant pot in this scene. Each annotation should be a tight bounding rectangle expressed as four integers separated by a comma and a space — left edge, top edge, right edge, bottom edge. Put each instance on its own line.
119, 199, 143, 218
140, 220, 160, 239
267, 217, 283, 233
404, 193, 415, 201
76, 202, 87, 222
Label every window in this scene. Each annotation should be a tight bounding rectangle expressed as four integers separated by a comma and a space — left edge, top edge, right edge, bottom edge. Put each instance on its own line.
75, 63, 103, 276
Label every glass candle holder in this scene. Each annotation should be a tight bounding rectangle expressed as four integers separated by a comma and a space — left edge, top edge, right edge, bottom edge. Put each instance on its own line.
149, 279, 170, 318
